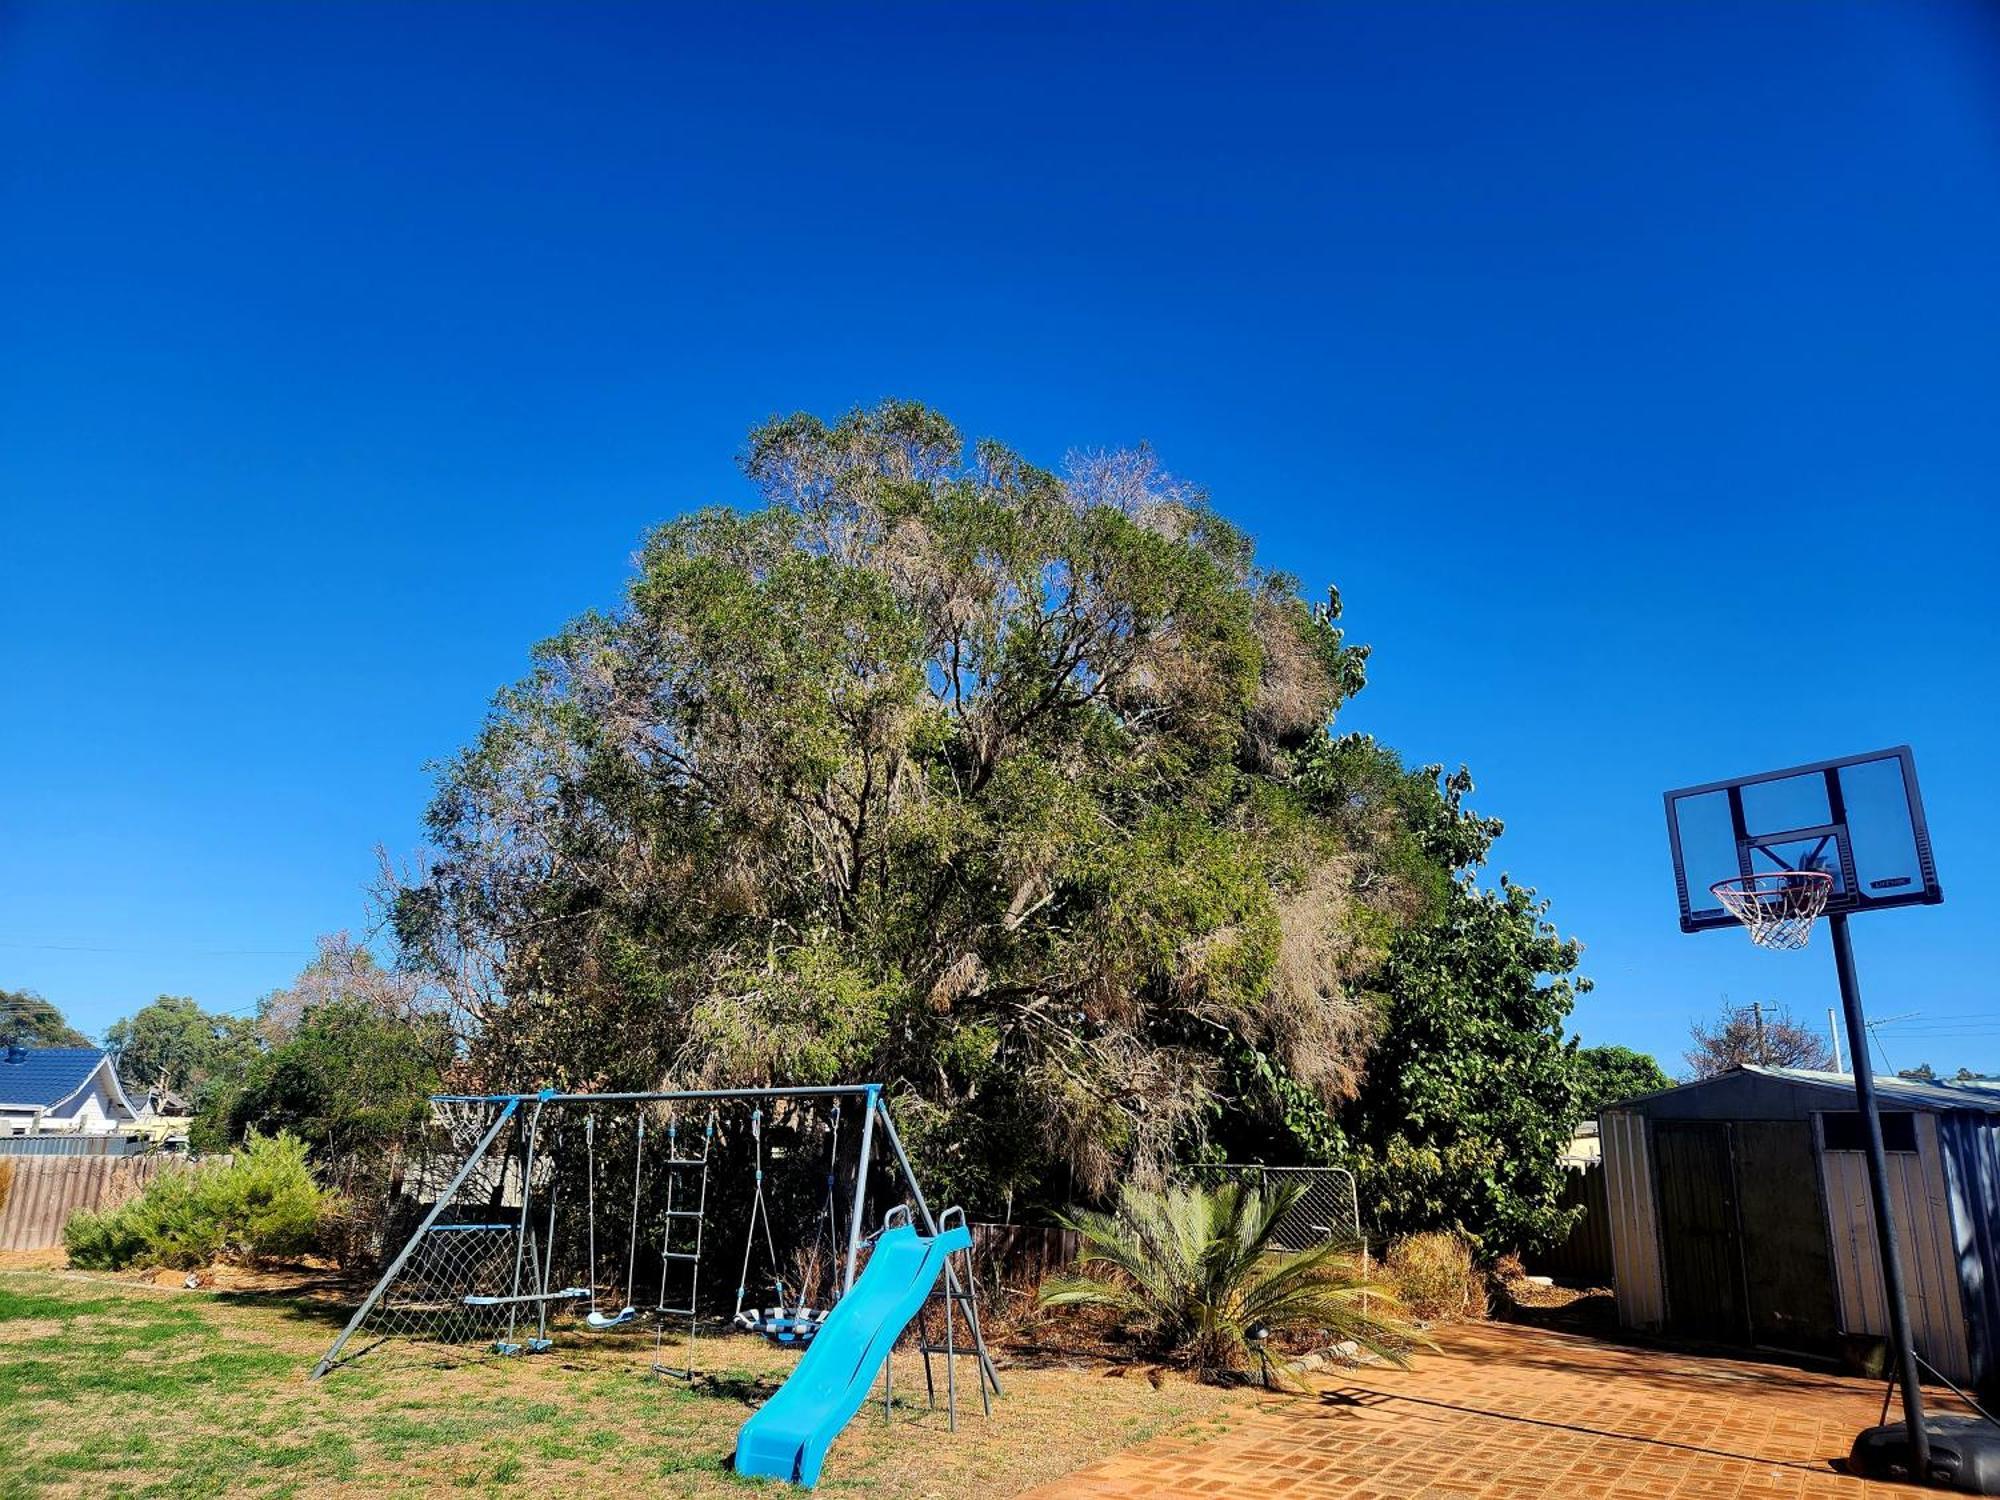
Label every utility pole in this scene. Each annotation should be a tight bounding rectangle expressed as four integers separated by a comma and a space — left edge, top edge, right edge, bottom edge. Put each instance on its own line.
1750, 1000, 1770, 1065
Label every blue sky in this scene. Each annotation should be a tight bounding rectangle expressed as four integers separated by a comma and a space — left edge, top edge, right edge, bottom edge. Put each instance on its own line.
3, 2, 1997, 1073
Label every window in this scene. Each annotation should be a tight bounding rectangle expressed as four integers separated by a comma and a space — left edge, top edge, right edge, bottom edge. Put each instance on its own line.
1820, 1111, 1918, 1153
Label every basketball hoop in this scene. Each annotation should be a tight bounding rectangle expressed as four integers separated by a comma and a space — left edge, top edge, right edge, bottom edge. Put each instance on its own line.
1709, 871, 1834, 951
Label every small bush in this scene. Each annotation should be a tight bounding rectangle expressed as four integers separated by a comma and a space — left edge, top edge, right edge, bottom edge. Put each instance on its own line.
1384, 1231, 1485, 1322
1040, 1179, 1421, 1383
0, 1158, 13, 1216
64, 1132, 331, 1271
62, 1199, 158, 1269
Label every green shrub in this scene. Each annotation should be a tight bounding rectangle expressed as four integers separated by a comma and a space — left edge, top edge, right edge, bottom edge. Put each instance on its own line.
63, 1132, 331, 1271
1383, 1230, 1485, 1322
63, 1198, 162, 1269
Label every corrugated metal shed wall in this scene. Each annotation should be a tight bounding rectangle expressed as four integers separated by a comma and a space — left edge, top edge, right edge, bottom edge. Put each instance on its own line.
1817, 1111, 1972, 1385
1601, 1109, 1664, 1329
1936, 1113, 2000, 1388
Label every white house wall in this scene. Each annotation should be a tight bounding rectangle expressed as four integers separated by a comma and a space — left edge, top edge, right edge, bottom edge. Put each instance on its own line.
31, 1062, 137, 1136
1601, 1109, 1665, 1330
1818, 1110, 1972, 1385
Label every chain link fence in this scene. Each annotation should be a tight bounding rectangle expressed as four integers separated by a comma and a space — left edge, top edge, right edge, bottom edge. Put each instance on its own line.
1201, 1163, 1364, 1251
315, 1101, 537, 1372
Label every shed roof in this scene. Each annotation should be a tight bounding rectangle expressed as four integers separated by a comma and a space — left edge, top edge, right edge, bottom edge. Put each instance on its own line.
1610, 1064, 2000, 1117
1751, 1065, 2000, 1111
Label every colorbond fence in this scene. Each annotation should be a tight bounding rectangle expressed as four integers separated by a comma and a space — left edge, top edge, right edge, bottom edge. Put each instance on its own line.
0, 1153, 189, 1252
1527, 1162, 1616, 1284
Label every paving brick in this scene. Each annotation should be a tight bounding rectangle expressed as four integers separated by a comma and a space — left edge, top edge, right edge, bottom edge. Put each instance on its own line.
1022, 1322, 1946, 1498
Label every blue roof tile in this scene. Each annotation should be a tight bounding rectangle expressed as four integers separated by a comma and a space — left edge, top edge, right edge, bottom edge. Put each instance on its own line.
0, 1047, 114, 1108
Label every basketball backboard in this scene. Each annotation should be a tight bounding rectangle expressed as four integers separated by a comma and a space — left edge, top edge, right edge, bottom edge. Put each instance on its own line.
1664, 746, 1942, 934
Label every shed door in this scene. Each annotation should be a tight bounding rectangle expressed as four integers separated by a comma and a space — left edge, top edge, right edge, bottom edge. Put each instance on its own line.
1731, 1121, 1840, 1353
1654, 1123, 1749, 1342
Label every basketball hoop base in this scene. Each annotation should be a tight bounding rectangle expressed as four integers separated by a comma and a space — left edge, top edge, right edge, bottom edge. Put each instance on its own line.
1849, 1415, 2000, 1494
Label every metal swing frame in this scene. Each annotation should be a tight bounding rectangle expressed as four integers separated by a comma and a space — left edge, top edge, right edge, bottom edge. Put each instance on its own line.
731, 1098, 848, 1346
313, 1082, 1000, 1425
581, 1112, 644, 1330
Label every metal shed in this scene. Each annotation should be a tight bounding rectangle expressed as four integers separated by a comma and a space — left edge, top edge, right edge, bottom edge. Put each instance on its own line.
1601, 1066, 2000, 1395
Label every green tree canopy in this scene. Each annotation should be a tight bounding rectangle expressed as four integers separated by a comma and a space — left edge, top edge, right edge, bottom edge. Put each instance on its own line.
1342, 863, 1590, 1254
204, 1000, 451, 1188
104, 995, 261, 1096
394, 401, 1589, 1232
1573, 1044, 1672, 1113
0, 988, 92, 1049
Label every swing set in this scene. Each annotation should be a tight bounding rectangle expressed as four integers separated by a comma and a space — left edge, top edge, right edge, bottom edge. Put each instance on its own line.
313, 1083, 998, 1447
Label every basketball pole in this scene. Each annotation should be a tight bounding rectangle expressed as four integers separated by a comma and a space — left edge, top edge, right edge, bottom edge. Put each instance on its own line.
1827, 912, 1932, 1481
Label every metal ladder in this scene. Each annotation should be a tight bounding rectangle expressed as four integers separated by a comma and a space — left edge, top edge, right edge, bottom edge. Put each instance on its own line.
906, 1207, 1001, 1431
651, 1107, 716, 1379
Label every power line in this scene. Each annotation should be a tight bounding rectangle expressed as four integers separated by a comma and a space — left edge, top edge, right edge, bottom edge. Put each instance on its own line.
0, 940, 314, 958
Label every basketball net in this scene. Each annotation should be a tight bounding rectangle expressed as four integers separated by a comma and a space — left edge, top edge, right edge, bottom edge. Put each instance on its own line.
1710, 871, 1833, 951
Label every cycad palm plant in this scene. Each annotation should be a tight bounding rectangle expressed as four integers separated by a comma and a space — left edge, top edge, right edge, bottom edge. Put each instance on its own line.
1038, 1178, 1418, 1382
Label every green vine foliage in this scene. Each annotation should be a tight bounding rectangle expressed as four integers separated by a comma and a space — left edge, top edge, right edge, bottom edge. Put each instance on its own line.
1344, 873, 1590, 1254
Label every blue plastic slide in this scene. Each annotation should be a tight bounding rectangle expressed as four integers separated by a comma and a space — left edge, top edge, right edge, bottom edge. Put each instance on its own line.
734, 1218, 972, 1487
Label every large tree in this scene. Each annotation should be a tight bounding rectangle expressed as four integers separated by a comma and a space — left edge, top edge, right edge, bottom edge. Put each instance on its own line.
1331, 742, 1591, 1253
208, 999, 450, 1192
395, 402, 1585, 1224
193, 939, 454, 1212
104, 995, 261, 1096
1573, 1044, 1672, 1113
0, 988, 92, 1049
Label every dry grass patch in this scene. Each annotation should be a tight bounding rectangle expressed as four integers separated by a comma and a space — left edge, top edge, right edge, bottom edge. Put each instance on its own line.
1382, 1231, 1487, 1323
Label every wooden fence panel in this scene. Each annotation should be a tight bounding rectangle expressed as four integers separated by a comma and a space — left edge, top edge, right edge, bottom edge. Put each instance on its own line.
968, 1222, 1079, 1286
0, 1154, 185, 1252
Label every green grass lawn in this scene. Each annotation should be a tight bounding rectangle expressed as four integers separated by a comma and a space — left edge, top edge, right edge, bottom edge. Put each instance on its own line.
0, 1268, 1246, 1500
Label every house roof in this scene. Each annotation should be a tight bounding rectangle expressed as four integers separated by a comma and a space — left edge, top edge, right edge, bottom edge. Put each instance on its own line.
0, 1047, 138, 1115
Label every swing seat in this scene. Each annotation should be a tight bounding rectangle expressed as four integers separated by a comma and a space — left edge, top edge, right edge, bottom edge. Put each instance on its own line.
734, 1306, 828, 1345
584, 1305, 639, 1330
463, 1286, 589, 1307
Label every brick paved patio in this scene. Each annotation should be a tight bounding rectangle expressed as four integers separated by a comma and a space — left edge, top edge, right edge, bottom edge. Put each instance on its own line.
1026, 1321, 1939, 1498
